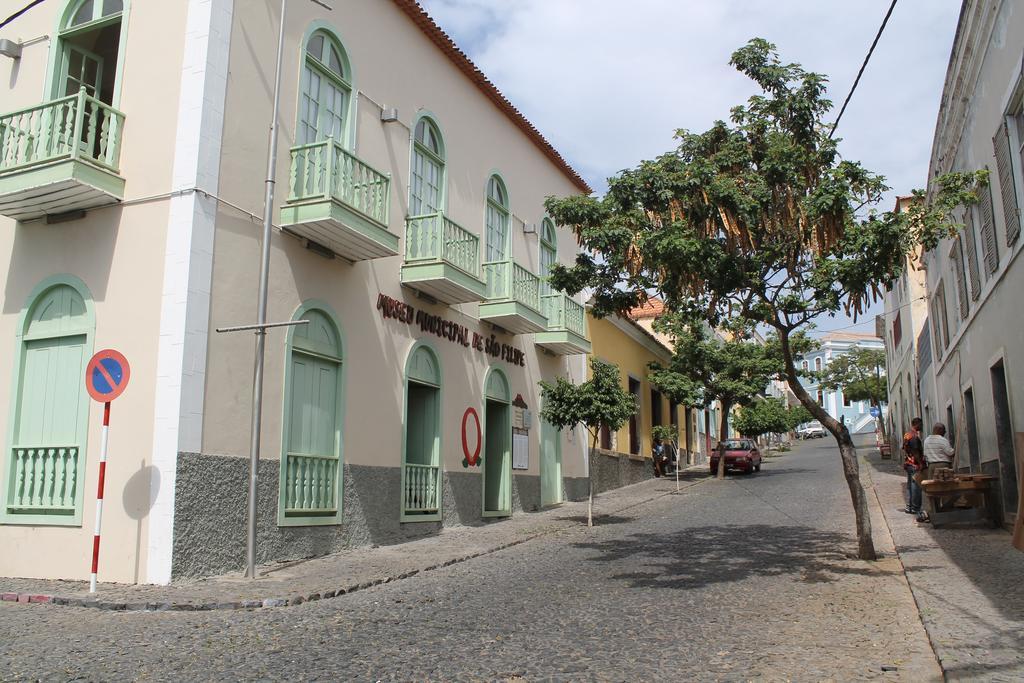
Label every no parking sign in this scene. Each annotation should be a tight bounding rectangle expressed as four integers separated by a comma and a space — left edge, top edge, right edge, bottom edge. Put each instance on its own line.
84, 349, 130, 593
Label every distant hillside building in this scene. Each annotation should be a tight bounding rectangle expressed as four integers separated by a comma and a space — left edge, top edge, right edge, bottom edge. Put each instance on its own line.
796, 332, 886, 434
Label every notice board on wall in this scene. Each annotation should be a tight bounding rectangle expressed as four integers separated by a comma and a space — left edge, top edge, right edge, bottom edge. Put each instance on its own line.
512, 430, 529, 470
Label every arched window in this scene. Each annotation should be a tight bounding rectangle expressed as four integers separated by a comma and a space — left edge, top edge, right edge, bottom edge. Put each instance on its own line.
3, 279, 94, 524
485, 175, 509, 262
410, 117, 444, 216
814, 357, 822, 372
53, 0, 126, 105
801, 359, 809, 371
297, 29, 352, 145
539, 218, 557, 296
279, 306, 345, 526
402, 343, 442, 521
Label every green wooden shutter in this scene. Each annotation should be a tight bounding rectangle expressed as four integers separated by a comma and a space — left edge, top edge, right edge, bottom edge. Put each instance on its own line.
978, 173, 1000, 275
963, 206, 982, 299
993, 120, 1021, 246
5, 283, 92, 522
950, 238, 969, 320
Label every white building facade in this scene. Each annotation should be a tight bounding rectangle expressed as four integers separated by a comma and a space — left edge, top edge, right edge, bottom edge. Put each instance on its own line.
920, 0, 1023, 528
0, 0, 593, 583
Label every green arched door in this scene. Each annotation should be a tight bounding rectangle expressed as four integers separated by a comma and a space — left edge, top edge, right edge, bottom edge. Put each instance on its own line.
483, 369, 511, 517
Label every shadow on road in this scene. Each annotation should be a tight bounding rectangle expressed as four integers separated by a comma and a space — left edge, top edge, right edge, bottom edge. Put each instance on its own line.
573, 524, 896, 590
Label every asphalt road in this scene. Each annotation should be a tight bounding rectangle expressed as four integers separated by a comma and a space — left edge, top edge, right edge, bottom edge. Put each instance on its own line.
0, 439, 940, 682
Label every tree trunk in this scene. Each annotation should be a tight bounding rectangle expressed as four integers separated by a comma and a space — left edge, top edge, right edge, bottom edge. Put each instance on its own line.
587, 431, 598, 527
716, 400, 732, 479
704, 409, 711, 463
684, 406, 693, 466
778, 330, 877, 560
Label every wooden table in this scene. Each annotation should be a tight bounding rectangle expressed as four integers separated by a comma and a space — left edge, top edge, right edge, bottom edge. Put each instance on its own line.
920, 475, 997, 528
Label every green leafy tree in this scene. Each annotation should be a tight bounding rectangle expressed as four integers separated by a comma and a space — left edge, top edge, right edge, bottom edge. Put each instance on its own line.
785, 405, 814, 431
544, 38, 983, 559
649, 317, 780, 479
539, 358, 636, 527
735, 397, 790, 440
814, 345, 888, 407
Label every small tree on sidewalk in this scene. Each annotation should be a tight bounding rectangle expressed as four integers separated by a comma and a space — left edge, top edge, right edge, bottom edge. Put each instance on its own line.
539, 358, 636, 527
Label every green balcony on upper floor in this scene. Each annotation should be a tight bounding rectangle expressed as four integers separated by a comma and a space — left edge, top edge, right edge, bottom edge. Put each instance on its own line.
401, 212, 487, 304
535, 292, 591, 355
280, 138, 398, 261
0, 89, 126, 222
479, 260, 547, 334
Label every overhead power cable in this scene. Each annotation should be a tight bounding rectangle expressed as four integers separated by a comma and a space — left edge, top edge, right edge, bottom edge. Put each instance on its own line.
829, 0, 899, 138
0, 0, 45, 30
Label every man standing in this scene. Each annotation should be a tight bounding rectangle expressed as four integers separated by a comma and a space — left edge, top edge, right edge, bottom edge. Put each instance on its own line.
902, 417, 924, 515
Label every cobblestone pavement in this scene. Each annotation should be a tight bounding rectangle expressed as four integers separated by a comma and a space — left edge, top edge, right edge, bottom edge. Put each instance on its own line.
0, 442, 941, 682
864, 450, 1024, 682
0, 468, 711, 610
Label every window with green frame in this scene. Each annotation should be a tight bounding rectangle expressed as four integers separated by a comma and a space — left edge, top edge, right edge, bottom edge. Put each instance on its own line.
3, 280, 94, 525
279, 307, 345, 526
410, 117, 444, 217
53, 0, 125, 106
539, 217, 557, 296
297, 30, 352, 146
485, 175, 509, 262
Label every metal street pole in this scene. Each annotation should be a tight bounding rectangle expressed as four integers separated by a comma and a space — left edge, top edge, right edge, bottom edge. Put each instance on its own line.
245, 0, 289, 580
242, 0, 333, 581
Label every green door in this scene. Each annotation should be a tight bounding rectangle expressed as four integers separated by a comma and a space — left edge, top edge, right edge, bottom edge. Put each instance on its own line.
540, 418, 561, 507
484, 400, 511, 515
282, 352, 340, 519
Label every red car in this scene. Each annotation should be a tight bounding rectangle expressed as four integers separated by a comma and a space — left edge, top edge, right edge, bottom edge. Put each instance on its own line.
710, 439, 762, 475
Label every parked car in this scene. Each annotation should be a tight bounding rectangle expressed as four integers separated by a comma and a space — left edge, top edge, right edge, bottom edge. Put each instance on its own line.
797, 422, 827, 439
710, 439, 762, 475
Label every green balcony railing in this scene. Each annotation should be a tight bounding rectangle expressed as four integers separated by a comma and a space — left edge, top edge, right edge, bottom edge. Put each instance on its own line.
288, 138, 390, 227
6, 445, 80, 514
0, 89, 125, 175
542, 293, 587, 337
282, 452, 339, 518
483, 259, 543, 312
402, 463, 440, 514
405, 212, 481, 277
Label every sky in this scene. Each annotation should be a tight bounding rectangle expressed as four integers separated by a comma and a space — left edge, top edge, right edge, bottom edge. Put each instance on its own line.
418, 0, 961, 335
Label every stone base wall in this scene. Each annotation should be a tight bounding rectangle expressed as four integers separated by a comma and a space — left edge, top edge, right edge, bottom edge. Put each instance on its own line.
590, 448, 653, 495
171, 453, 587, 579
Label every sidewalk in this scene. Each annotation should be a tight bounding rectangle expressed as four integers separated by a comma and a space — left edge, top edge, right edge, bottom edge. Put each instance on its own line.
862, 449, 1024, 681
1, 467, 710, 612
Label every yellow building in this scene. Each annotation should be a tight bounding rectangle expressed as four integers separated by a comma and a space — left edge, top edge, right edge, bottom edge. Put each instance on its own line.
587, 311, 676, 490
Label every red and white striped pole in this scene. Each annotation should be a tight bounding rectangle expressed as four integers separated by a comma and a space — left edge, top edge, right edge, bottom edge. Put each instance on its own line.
89, 401, 111, 593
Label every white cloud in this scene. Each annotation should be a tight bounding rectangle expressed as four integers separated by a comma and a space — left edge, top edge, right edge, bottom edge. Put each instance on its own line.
420, 0, 961, 329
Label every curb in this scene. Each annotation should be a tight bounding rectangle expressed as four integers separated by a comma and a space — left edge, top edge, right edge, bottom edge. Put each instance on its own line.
1, 472, 712, 613
860, 453, 949, 680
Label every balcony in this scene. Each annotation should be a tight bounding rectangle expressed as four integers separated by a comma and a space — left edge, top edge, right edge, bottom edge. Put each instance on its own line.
401, 212, 487, 304
535, 293, 591, 355
479, 260, 547, 334
0, 90, 126, 221
280, 138, 398, 261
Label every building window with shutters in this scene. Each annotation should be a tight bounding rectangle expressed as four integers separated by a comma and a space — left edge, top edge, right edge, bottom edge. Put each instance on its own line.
935, 281, 951, 353
977, 168, 1000, 275
949, 238, 970, 320
2, 277, 95, 526
1000, 110, 1023, 246
892, 312, 902, 348
963, 205, 983, 300
279, 305, 345, 527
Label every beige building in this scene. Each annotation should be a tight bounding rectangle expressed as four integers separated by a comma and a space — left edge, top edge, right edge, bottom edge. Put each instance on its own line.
920, 0, 1023, 531
0, 0, 594, 583
881, 197, 931, 443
